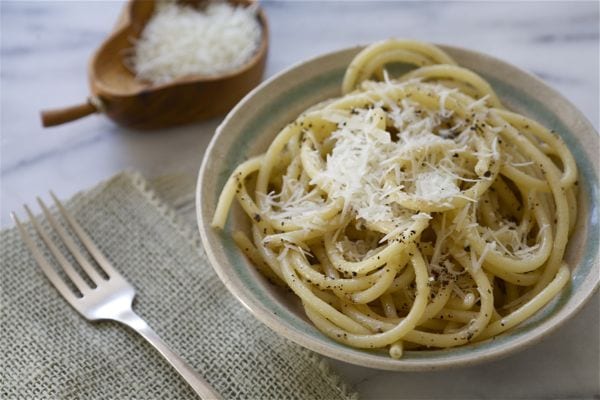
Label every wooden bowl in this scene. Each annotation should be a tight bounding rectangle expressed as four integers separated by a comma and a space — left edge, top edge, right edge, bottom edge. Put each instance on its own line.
41, 0, 268, 130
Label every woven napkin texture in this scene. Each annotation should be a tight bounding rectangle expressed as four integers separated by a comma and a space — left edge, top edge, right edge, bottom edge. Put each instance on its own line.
1, 172, 357, 400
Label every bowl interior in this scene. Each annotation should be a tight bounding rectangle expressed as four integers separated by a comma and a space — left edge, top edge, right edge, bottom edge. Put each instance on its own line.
197, 45, 600, 370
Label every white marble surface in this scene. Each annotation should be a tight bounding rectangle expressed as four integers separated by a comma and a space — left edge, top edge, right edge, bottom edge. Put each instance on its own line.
1, 1, 599, 398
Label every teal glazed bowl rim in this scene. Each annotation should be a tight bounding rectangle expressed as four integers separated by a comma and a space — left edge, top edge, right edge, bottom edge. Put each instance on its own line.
197, 44, 600, 371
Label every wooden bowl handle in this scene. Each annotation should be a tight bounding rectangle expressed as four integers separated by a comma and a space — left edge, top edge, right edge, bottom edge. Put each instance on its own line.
40, 100, 99, 127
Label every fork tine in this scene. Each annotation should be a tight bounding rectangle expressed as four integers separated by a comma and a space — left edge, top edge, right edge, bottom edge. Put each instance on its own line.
12, 212, 80, 305
23, 205, 90, 294
37, 197, 105, 285
49, 191, 120, 279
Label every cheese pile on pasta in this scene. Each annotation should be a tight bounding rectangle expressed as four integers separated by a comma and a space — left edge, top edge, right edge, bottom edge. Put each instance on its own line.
212, 40, 578, 358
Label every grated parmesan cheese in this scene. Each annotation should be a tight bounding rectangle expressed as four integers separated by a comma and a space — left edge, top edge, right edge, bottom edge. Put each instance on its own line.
308, 79, 498, 225
414, 171, 460, 203
130, 1, 262, 84
471, 242, 495, 271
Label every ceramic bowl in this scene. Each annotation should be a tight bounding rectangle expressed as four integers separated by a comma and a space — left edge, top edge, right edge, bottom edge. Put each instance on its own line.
197, 45, 599, 370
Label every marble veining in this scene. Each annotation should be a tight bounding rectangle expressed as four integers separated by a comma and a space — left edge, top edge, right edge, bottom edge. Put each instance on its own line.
1, 1, 598, 398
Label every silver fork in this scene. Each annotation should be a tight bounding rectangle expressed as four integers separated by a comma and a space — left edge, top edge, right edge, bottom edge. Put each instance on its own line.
12, 192, 223, 400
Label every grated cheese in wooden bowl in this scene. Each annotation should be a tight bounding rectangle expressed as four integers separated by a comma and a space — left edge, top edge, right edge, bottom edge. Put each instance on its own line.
130, 1, 262, 85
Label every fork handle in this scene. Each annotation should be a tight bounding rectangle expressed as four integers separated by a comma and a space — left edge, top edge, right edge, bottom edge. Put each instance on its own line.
115, 309, 223, 400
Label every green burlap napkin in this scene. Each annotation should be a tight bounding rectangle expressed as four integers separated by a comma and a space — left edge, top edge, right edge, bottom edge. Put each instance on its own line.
1, 172, 357, 399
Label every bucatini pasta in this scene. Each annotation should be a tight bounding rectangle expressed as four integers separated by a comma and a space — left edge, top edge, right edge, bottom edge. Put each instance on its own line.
212, 39, 577, 358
